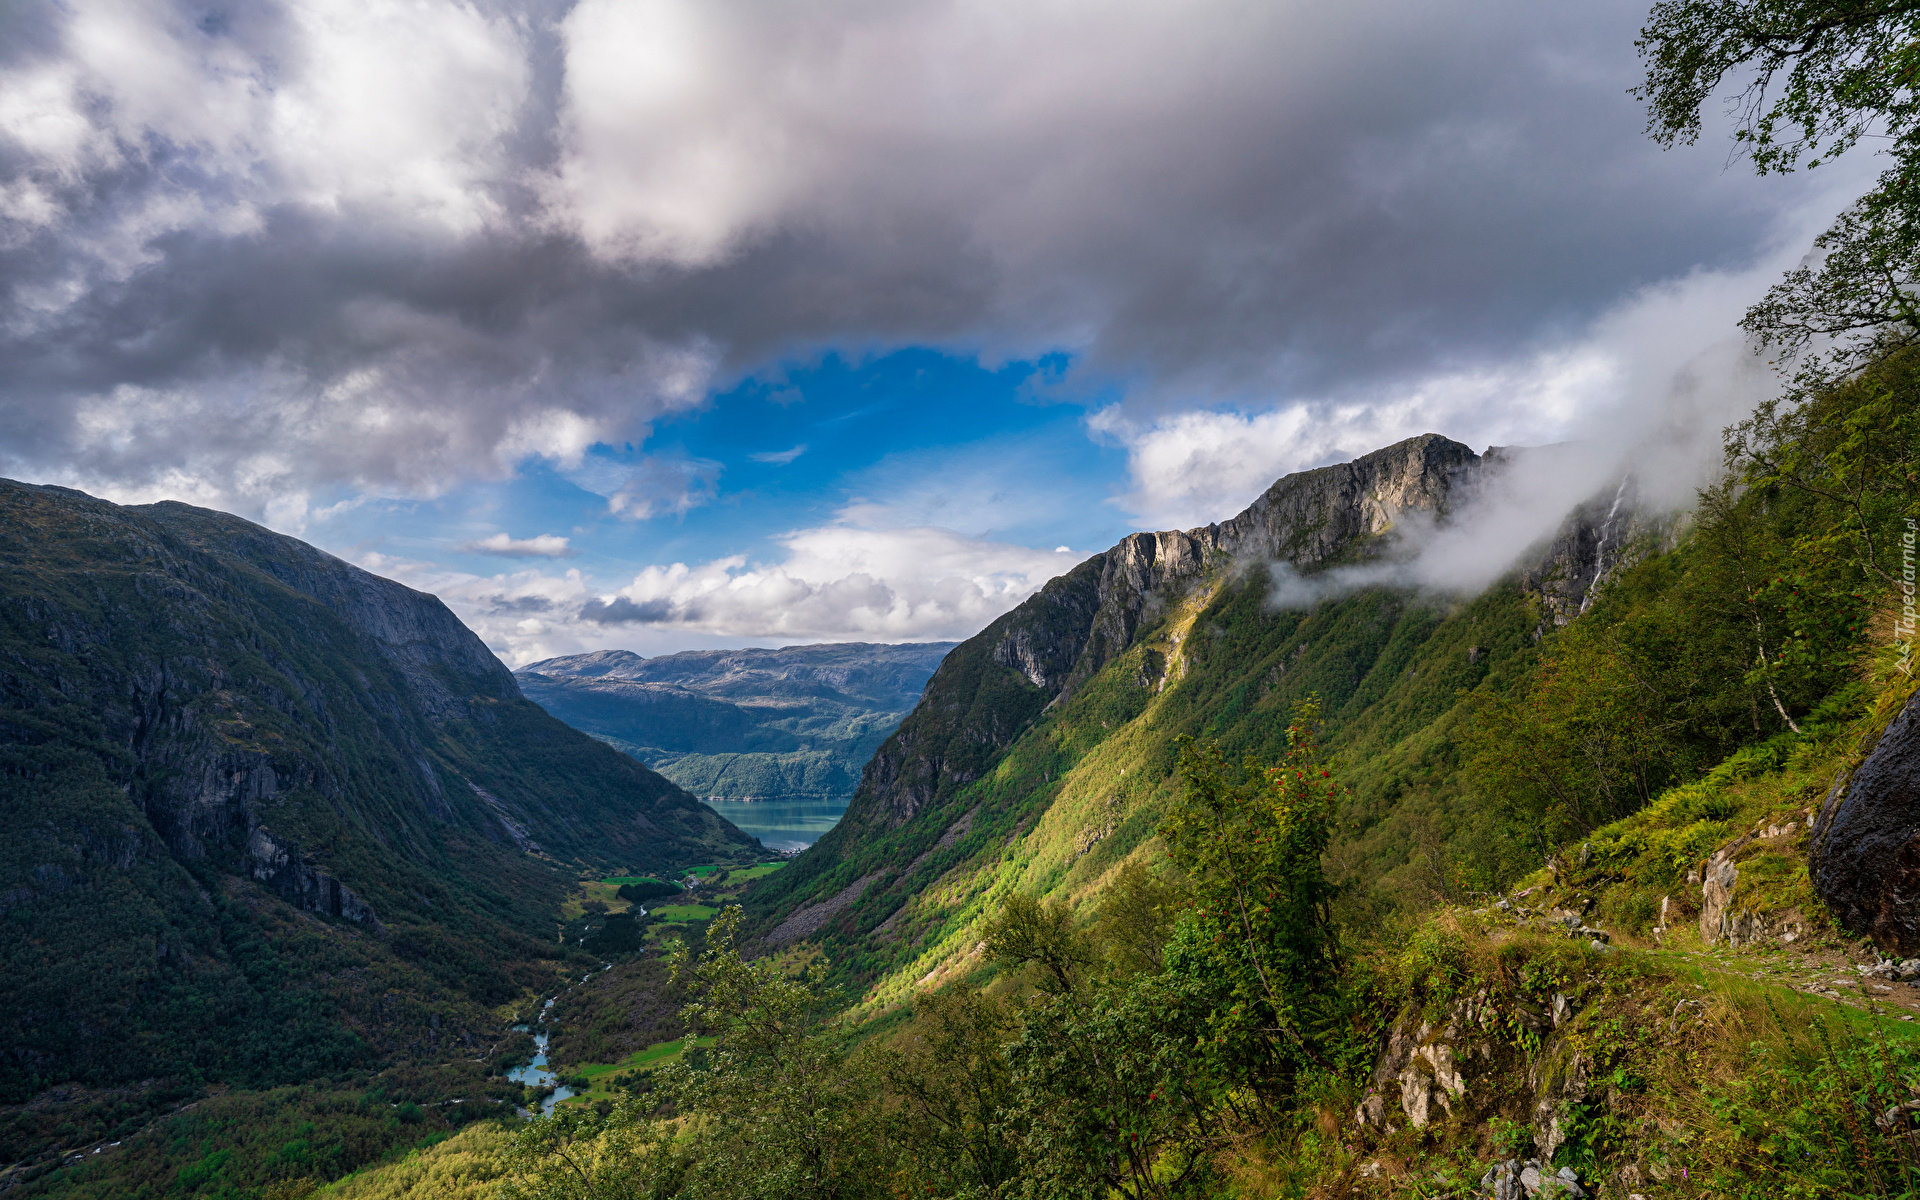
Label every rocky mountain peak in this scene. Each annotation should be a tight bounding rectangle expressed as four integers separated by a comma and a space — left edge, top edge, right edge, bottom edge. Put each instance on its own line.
841, 434, 1496, 830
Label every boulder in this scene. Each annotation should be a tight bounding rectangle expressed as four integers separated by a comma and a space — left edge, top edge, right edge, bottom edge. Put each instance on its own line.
1354, 1005, 1482, 1132
1810, 691, 1920, 954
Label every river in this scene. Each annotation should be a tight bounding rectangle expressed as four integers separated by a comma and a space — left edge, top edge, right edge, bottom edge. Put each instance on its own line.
506, 998, 573, 1115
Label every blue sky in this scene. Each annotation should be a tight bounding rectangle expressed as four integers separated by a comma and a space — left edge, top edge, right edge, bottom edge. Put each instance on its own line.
319, 350, 1149, 660
333, 350, 1127, 578
0, 0, 1876, 663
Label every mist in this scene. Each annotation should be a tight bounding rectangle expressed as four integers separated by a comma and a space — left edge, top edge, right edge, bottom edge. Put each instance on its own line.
1263, 330, 1782, 613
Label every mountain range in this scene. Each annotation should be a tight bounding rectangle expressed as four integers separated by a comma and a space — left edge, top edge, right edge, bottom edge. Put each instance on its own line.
514, 642, 954, 806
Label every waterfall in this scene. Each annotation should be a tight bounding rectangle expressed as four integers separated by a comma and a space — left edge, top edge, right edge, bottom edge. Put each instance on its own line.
1578, 477, 1631, 614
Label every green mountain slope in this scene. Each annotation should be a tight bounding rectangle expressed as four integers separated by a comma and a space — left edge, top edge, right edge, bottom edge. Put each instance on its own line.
515, 643, 954, 803
0, 480, 755, 1177
743, 434, 1652, 1002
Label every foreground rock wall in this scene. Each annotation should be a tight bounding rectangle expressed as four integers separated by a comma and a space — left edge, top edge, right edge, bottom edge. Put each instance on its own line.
1812, 690, 1920, 953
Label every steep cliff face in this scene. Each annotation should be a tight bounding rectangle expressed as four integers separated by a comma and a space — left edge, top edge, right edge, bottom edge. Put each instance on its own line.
1513, 474, 1673, 627
836, 434, 1489, 836
0, 478, 753, 1099
1811, 690, 1920, 953
747, 434, 1661, 947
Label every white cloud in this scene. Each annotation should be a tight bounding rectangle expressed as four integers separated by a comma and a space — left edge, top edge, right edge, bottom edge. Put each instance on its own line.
460, 531, 575, 558
0, 0, 1888, 591
749, 443, 807, 465
596, 455, 724, 521
401, 504, 1088, 664
1089, 349, 1611, 532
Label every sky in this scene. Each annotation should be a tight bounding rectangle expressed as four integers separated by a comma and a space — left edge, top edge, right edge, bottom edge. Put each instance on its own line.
0, 0, 1881, 664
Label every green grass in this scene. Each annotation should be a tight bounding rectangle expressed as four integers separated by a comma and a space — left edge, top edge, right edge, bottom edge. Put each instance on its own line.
601, 876, 677, 887
727, 862, 788, 882
556, 1037, 718, 1107
647, 904, 719, 923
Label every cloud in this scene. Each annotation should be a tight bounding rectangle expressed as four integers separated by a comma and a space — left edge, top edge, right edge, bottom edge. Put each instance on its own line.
563, 451, 724, 520
574, 520, 1077, 638
392, 504, 1087, 664
0, 0, 1870, 517
1095, 198, 1834, 544
460, 531, 575, 558
1088, 348, 1610, 531
749, 443, 807, 465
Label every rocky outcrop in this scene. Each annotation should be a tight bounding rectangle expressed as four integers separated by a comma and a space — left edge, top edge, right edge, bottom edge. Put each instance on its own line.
1698, 814, 1816, 947
1352, 991, 1604, 1197
765, 871, 884, 944
1514, 472, 1678, 628
246, 826, 380, 926
1811, 690, 1920, 953
1354, 995, 1502, 1133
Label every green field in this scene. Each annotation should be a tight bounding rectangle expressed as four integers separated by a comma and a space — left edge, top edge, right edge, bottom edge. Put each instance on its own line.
726, 861, 788, 882
646, 903, 719, 923
600, 875, 677, 887
559, 1037, 717, 1107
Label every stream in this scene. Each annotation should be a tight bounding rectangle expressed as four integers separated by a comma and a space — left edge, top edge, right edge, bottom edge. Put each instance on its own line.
507, 961, 615, 1116
506, 998, 573, 1115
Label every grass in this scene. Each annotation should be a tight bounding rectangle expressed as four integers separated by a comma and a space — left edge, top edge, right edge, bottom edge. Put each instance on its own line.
318, 1122, 514, 1199
647, 904, 719, 924
602, 875, 678, 887
561, 879, 633, 919
555, 1037, 717, 1108
726, 862, 788, 883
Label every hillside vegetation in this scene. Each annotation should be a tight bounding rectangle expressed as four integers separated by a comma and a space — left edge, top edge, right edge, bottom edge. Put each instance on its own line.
0, 484, 758, 1195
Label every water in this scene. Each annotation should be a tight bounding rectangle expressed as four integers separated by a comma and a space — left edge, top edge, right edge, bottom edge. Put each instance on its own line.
507, 998, 574, 1115
701, 796, 848, 851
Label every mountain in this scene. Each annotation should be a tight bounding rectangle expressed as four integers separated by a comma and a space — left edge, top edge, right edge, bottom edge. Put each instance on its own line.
515, 643, 956, 804
743, 434, 1644, 990
0, 479, 755, 1175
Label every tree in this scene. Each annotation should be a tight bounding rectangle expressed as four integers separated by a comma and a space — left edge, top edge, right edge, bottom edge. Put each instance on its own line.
1464, 628, 1677, 852
657, 908, 893, 1200
976, 859, 1226, 1198
498, 1095, 685, 1200
981, 894, 1096, 998
1003, 972, 1225, 1200
496, 907, 894, 1200
882, 988, 1024, 1200
1638, 0, 1920, 390
1159, 704, 1345, 1094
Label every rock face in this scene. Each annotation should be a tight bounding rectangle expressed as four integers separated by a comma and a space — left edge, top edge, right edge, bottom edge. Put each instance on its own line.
1353, 994, 1503, 1134
837, 435, 1485, 835
1811, 690, 1920, 953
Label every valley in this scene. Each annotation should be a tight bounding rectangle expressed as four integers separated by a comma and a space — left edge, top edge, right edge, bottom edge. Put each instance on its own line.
6, 361, 1912, 1200
515, 644, 954, 851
